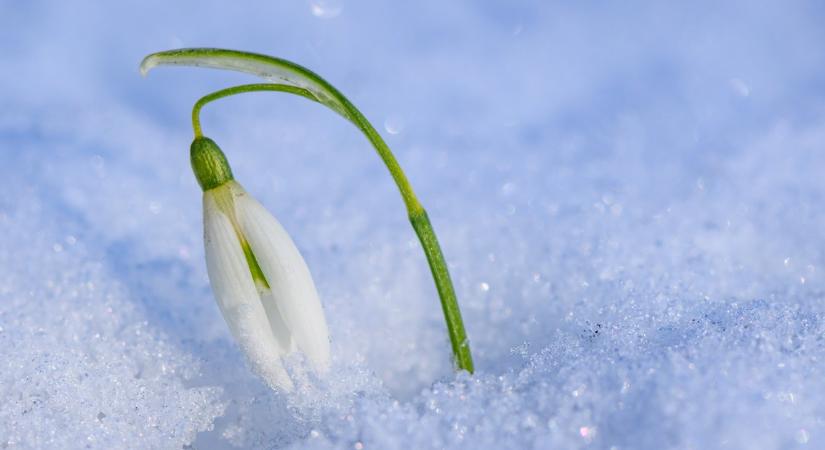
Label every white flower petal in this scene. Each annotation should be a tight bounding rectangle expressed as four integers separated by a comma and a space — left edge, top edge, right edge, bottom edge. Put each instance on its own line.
203, 190, 293, 390
259, 287, 297, 353
233, 187, 331, 373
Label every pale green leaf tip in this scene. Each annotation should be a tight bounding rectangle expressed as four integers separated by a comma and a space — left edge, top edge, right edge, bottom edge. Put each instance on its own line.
139, 54, 160, 77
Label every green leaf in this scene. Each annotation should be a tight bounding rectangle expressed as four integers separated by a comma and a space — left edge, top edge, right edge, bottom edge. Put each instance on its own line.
140, 48, 351, 120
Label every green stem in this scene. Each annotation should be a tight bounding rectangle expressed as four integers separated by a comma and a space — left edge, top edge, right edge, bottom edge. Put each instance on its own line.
195, 83, 474, 373
142, 48, 473, 373
410, 210, 473, 372
191, 83, 422, 216
192, 84, 317, 138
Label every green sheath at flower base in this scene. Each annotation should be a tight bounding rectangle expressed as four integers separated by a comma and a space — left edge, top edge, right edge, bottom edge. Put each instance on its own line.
191, 137, 234, 191
141, 48, 475, 374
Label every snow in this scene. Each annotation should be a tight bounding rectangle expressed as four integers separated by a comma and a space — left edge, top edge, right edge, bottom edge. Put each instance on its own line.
2, 0, 825, 448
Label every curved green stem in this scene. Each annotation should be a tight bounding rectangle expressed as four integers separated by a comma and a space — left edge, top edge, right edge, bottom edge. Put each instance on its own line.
143, 49, 474, 373
192, 84, 317, 138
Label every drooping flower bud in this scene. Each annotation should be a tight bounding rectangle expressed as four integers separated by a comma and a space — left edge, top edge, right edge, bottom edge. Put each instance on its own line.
194, 136, 330, 390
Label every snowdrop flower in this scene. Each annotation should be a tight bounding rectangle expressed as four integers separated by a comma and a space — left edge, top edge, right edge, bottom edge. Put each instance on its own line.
191, 136, 330, 390
142, 47, 474, 375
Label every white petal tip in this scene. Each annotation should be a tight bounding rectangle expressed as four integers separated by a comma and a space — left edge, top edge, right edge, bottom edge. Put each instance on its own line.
264, 372, 294, 392
308, 347, 332, 374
